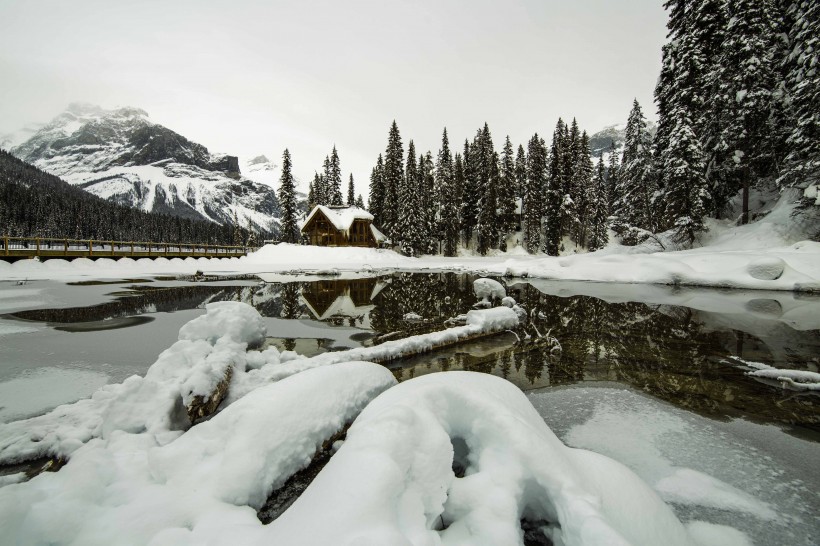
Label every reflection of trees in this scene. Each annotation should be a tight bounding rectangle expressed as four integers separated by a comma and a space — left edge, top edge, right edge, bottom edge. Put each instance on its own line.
279, 283, 302, 319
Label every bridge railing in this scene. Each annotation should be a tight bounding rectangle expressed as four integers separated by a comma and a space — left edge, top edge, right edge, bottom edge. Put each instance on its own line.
1, 236, 252, 258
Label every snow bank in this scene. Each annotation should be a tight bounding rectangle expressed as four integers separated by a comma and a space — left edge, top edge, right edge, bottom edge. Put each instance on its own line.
0, 256, 242, 281
269, 372, 701, 546
0, 362, 395, 545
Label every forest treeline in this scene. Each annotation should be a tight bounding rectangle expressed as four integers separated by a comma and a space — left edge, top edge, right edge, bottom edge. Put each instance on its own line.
0, 149, 250, 245
287, 0, 818, 255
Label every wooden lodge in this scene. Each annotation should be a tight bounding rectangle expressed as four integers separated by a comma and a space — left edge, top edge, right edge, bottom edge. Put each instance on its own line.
301, 205, 389, 248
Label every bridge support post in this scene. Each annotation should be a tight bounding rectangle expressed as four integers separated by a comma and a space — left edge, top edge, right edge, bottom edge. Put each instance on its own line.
88, 240, 93, 257
111, 241, 115, 257
130, 241, 134, 256
64, 239, 68, 256
36, 237, 40, 255
4, 235, 8, 257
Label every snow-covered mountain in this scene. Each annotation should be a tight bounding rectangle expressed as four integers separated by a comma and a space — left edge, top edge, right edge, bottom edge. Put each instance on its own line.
9, 103, 280, 234
588, 121, 658, 157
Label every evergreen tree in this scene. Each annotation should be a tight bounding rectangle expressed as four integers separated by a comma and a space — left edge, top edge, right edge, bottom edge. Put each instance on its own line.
347, 174, 355, 206
498, 136, 518, 238
451, 153, 467, 254
421, 151, 437, 253
396, 140, 422, 255
606, 143, 620, 211
307, 176, 317, 210
383, 121, 404, 239
663, 109, 709, 245
369, 154, 385, 219
544, 120, 565, 255
355, 194, 365, 209
572, 131, 595, 247
614, 100, 656, 243
779, 0, 820, 188
437, 129, 460, 257
716, 0, 777, 223
460, 139, 479, 246
525, 133, 547, 254
561, 119, 581, 241
515, 143, 527, 203
588, 156, 610, 251
277, 149, 299, 243
328, 146, 343, 205
476, 151, 500, 255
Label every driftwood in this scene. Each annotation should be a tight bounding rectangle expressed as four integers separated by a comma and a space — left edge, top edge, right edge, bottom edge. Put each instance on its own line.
186, 366, 234, 424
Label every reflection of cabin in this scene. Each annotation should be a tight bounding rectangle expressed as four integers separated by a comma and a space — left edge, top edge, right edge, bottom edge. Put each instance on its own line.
301, 278, 388, 321
301, 205, 389, 247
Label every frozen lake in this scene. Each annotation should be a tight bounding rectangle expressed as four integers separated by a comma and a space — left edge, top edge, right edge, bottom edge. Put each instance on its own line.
0, 273, 818, 544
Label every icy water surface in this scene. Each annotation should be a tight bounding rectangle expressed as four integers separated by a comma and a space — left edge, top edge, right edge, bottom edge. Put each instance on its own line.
1, 273, 818, 432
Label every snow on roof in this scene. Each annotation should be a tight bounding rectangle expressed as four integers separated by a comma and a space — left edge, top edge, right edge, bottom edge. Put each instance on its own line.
303, 205, 374, 232
370, 224, 390, 244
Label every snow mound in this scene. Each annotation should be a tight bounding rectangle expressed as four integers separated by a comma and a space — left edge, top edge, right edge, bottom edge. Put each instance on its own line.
746, 256, 785, 280
0, 361, 395, 545
270, 372, 700, 546
473, 277, 506, 302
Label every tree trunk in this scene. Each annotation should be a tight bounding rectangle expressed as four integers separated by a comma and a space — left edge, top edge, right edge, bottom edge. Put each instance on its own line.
741, 168, 750, 225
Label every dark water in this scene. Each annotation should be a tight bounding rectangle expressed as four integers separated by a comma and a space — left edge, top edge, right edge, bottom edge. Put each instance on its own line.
6, 273, 820, 434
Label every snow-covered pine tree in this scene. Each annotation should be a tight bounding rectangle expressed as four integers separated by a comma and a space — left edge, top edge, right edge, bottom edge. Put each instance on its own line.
395, 140, 422, 256
421, 151, 437, 254
383, 121, 405, 239
561, 119, 581, 241
716, 0, 777, 224
436, 128, 459, 256
779, 0, 820, 189
355, 194, 365, 209
572, 131, 595, 247
588, 156, 609, 251
498, 136, 518, 239
329, 146, 344, 205
369, 154, 385, 221
476, 151, 500, 255
663, 108, 709, 245
452, 153, 466, 253
544, 121, 565, 255
307, 176, 317, 210
277, 149, 299, 243
525, 133, 547, 254
606, 143, 620, 212
614, 100, 656, 243
515, 143, 527, 200
460, 139, 479, 246
347, 174, 355, 206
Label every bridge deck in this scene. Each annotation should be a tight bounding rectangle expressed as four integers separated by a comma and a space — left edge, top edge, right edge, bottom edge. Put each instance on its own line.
1, 236, 251, 262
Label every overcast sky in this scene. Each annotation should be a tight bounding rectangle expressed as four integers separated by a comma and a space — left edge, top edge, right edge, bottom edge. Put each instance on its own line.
0, 0, 668, 191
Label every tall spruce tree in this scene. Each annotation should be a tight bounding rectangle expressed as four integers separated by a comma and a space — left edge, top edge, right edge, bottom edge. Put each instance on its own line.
606, 143, 620, 212
525, 133, 547, 254
588, 156, 610, 251
476, 151, 500, 255
328, 146, 344, 205
614, 100, 656, 243
421, 151, 437, 253
499, 136, 518, 238
396, 140, 422, 255
277, 149, 299, 243
347, 174, 355, 206
572, 131, 595, 247
460, 139, 479, 246
436, 128, 459, 256
779, 0, 820, 188
383, 121, 404, 239
544, 121, 565, 255
369, 154, 385, 220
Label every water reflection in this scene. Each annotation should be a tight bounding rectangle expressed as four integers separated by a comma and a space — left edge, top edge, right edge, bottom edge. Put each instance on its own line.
8, 273, 819, 432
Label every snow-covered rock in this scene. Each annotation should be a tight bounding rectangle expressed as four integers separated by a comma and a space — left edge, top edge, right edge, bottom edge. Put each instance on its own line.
473, 277, 506, 302
746, 256, 785, 280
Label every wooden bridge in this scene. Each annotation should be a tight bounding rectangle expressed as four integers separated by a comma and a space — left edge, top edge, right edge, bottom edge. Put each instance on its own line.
1, 236, 252, 262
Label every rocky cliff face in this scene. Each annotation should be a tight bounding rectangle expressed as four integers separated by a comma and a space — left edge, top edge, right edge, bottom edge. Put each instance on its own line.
10, 103, 278, 235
